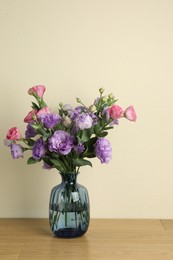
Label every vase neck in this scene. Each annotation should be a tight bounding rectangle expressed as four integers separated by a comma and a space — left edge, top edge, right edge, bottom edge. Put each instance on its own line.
59, 172, 78, 185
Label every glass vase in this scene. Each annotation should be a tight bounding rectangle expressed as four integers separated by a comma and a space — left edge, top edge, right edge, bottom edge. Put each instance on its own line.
49, 172, 90, 238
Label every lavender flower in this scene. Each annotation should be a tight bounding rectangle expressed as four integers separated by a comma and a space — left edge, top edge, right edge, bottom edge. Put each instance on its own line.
63, 104, 73, 111
67, 106, 86, 120
3, 139, 13, 147
42, 162, 53, 170
10, 143, 23, 159
25, 123, 38, 138
63, 104, 74, 118
39, 113, 61, 128
62, 116, 72, 127
74, 143, 85, 154
48, 130, 74, 155
32, 138, 47, 160
109, 119, 119, 126
89, 113, 98, 125
75, 113, 93, 130
102, 106, 110, 122
94, 137, 112, 164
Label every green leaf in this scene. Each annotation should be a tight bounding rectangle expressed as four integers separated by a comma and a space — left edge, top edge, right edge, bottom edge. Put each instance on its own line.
73, 158, 92, 167
84, 152, 95, 158
83, 137, 97, 158
104, 126, 114, 130
37, 128, 50, 140
31, 102, 39, 110
101, 116, 106, 127
25, 139, 35, 146
77, 128, 93, 142
27, 157, 40, 164
94, 121, 101, 135
42, 132, 52, 141
98, 131, 108, 137
50, 159, 65, 172
51, 153, 60, 159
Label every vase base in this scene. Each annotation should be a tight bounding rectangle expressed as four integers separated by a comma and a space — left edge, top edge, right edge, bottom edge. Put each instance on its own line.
53, 228, 87, 238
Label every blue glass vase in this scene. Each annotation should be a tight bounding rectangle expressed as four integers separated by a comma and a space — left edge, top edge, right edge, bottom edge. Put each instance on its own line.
49, 172, 90, 238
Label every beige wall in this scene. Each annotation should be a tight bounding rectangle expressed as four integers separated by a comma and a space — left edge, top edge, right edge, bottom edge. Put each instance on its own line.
1, 0, 173, 218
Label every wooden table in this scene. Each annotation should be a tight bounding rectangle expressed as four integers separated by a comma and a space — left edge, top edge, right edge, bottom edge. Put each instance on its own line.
1, 219, 173, 259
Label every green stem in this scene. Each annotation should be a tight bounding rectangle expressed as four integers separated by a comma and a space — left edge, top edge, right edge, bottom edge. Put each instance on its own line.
98, 120, 113, 134
22, 138, 32, 148
60, 156, 71, 173
52, 211, 60, 230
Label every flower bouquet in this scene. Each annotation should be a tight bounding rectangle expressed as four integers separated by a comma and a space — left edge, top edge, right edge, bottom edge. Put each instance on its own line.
5, 85, 136, 170
4, 85, 136, 238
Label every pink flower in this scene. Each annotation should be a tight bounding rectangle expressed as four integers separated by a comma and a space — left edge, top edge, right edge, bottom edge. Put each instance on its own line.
37, 106, 50, 116
124, 106, 137, 121
6, 127, 21, 140
108, 105, 124, 119
24, 110, 38, 123
28, 85, 46, 97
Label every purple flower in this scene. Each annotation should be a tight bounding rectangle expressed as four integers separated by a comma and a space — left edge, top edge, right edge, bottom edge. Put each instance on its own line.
32, 138, 47, 160
67, 106, 86, 120
75, 113, 93, 130
3, 139, 13, 147
25, 123, 37, 138
63, 104, 74, 118
89, 113, 98, 125
42, 162, 53, 170
109, 119, 119, 126
48, 130, 74, 155
63, 104, 73, 111
102, 106, 110, 122
73, 106, 87, 118
74, 143, 85, 154
94, 137, 112, 164
39, 113, 61, 128
10, 143, 23, 159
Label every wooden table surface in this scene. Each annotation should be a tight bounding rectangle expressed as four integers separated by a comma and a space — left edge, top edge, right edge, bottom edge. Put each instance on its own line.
1, 218, 173, 259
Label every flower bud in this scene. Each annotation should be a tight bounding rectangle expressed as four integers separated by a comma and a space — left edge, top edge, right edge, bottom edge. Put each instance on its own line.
63, 116, 72, 127
28, 85, 46, 98
124, 106, 137, 122
89, 105, 97, 113
99, 87, 104, 94
6, 127, 21, 140
76, 98, 81, 103
108, 93, 114, 99
59, 102, 63, 108
101, 96, 107, 102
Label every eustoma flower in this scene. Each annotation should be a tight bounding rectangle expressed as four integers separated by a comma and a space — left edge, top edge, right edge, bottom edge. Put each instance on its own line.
28, 85, 46, 98
32, 138, 47, 160
108, 105, 124, 119
10, 143, 23, 159
6, 127, 21, 140
4, 86, 136, 172
48, 130, 74, 155
24, 107, 50, 123
74, 143, 85, 154
25, 123, 38, 138
75, 113, 93, 130
94, 137, 112, 164
124, 106, 137, 122
24, 110, 38, 123
36, 106, 50, 116
39, 113, 61, 128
